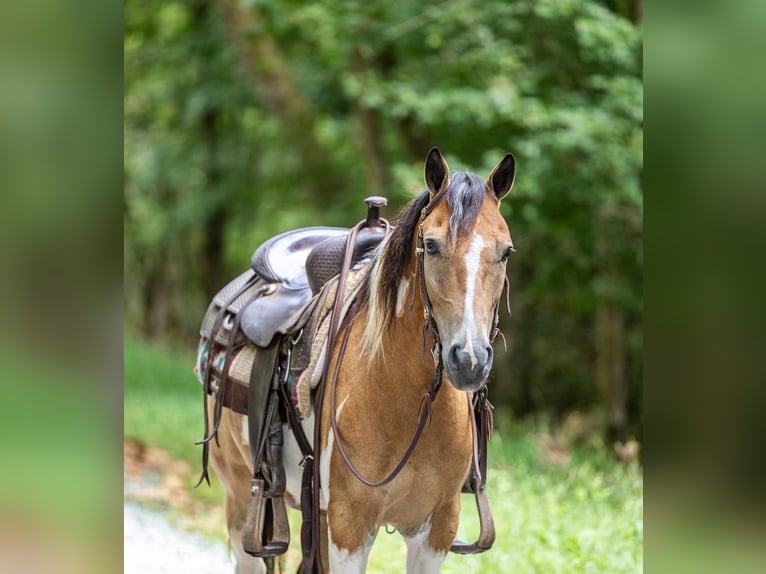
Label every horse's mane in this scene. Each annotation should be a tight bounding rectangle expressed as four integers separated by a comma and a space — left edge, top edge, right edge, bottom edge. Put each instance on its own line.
360, 171, 487, 362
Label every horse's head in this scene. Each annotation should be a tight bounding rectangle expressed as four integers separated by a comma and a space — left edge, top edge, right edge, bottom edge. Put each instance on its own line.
420, 148, 515, 392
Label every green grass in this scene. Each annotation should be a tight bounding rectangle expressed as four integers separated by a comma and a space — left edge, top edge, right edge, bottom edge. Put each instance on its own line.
125, 336, 642, 573
124, 337, 203, 464
124, 336, 225, 508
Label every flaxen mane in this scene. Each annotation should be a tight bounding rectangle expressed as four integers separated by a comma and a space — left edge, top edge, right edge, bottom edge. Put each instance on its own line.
361, 171, 488, 361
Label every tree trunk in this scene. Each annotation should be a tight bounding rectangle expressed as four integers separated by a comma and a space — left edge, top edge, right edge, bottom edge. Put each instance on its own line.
352, 48, 388, 197
216, 0, 345, 204
596, 299, 627, 444
145, 247, 174, 340
200, 107, 227, 299
631, 0, 643, 24
397, 114, 434, 160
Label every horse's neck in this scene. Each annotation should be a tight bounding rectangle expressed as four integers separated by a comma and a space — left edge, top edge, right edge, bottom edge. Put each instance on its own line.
374, 273, 453, 403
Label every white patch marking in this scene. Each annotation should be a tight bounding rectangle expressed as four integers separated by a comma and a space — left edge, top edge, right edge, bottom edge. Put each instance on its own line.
404, 521, 447, 574
463, 330, 477, 369
320, 432, 334, 510
241, 417, 249, 445
328, 534, 374, 573
320, 395, 349, 508
396, 276, 411, 317
336, 394, 349, 421
461, 232, 485, 366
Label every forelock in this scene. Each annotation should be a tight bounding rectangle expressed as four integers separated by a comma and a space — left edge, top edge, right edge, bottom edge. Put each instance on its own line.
446, 171, 486, 244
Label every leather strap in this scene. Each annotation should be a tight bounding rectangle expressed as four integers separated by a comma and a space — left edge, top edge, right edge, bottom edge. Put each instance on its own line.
328, 298, 444, 487
196, 273, 260, 487
204, 375, 249, 415
279, 378, 315, 566
307, 221, 365, 573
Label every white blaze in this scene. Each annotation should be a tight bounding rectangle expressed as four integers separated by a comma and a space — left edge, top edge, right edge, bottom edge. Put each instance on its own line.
461, 232, 485, 367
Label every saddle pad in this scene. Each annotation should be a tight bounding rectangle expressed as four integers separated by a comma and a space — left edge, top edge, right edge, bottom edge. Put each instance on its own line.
294, 262, 371, 418
194, 337, 303, 411
195, 337, 255, 386
194, 261, 371, 419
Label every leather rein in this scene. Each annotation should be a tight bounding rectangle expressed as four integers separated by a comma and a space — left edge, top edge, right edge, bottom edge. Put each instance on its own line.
327, 202, 446, 489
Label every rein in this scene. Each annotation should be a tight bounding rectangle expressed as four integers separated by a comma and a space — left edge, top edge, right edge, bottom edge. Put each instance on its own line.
326, 200, 448, 488
329, 297, 444, 487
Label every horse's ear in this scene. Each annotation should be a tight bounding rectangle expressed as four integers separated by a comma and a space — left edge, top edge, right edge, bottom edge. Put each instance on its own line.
487, 153, 516, 201
424, 147, 450, 199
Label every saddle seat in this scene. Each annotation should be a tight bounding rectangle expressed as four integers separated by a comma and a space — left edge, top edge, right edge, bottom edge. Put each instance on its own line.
242, 218, 387, 348
250, 227, 349, 289
242, 227, 348, 347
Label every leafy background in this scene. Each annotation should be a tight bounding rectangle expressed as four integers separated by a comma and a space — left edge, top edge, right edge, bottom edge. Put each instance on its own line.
125, 0, 643, 444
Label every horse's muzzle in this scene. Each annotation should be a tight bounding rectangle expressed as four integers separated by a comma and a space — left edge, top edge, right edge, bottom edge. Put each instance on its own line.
444, 341, 493, 391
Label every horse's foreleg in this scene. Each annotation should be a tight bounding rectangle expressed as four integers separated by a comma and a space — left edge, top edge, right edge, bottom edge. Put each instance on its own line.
226, 503, 268, 574
403, 498, 460, 574
403, 525, 447, 574
326, 501, 375, 573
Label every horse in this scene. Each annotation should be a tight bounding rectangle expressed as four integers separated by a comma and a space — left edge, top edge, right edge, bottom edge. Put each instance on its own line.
205, 147, 516, 573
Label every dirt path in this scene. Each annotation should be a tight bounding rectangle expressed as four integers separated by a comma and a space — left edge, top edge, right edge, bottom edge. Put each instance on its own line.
124, 440, 234, 573
124, 502, 233, 573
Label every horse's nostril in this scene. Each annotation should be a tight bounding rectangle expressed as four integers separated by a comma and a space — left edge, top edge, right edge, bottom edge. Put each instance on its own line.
485, 345, 493, 362
448, 344, 460, 369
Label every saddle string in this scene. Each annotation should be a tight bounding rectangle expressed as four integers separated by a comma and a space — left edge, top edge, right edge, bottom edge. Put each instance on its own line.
195, 274, 260, 487
484, 393, 495, 442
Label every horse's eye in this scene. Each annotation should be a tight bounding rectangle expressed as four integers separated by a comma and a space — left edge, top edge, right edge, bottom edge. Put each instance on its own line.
425, 239, 440, 256
501, 246, 514, 263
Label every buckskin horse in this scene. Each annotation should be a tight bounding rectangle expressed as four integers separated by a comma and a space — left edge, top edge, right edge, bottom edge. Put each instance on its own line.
196, 148, 516, 573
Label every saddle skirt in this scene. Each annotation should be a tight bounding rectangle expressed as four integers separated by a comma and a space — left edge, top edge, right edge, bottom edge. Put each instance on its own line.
195, 260, 372, 419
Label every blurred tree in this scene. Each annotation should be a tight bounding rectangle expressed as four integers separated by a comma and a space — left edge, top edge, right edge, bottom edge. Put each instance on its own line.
125, 0, 642, 443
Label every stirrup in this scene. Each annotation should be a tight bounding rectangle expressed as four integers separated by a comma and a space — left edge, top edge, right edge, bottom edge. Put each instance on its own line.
242, 478, 290, 557
449, 486, 495, 554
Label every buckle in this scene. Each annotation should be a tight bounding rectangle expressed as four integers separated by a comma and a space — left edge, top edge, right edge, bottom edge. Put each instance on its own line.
299, 455, 314, 469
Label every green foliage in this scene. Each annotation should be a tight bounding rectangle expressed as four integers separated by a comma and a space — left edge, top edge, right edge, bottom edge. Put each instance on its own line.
125, 0, 642, 431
